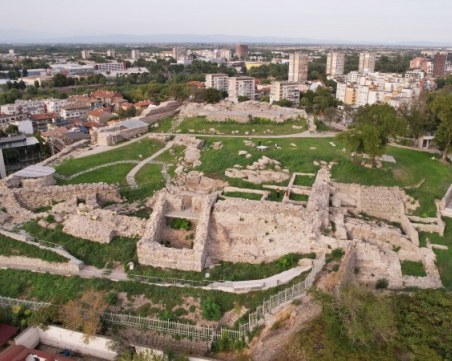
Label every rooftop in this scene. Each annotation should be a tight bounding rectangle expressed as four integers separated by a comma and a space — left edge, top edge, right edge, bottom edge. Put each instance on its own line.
14, 165, 55, 178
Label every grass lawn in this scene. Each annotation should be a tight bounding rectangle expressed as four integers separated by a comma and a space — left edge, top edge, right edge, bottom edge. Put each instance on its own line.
55, 138, 164, 176
223, 191, 262, 201
148, 117, 174, 133
196, 137, 452, 217
0, 234, 67, 263
289, 193, 309, 202
120, 163, 166, 202
154, 145, 186, 178
293, 175, 315, 187
401, 260, 427, 277
23, 222, 138, 269
420, 218, 452, 289
58, 163, 134, 186
176, 116, 307, 136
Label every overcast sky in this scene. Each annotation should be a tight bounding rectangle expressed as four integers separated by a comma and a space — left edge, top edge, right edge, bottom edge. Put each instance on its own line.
2, 0, 451, 43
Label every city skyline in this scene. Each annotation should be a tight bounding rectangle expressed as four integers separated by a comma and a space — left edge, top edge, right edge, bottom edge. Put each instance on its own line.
1, 0, 452, 44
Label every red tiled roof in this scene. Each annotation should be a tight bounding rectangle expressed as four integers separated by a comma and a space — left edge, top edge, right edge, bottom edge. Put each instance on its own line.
0, 344, 75, 361
41, 127, 68, 138
0, 324, 17, 348
88, 108, 111, 117
91, 90, 122, 99
31, 113, 58, 121
134, 100, 154, 107
188, 81, 205, 88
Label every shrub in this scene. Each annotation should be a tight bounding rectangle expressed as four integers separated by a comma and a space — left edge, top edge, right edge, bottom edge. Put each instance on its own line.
170, 218, 192, 231
375, 278, 389, 289
201, 297, 222, 321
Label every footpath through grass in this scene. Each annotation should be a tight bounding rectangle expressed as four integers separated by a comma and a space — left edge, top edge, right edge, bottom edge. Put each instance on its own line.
0, 234, 67, 263
176, 116, 307, 136
55, 138, 164, 176
120, 163, 166, 202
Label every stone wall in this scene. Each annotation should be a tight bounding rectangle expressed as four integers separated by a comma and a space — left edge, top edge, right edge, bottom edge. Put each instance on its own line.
19, 174, 56, 188
63, 209, 146, 243
13, 183, 121, 211
0, 255, 81, 274
39, 139, 90, 167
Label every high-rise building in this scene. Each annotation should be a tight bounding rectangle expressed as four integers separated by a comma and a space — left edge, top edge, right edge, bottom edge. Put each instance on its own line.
106, 49, 116, 58
326, 52, 346, 76
359, 52, 376, 73
173, 46, 187, 60
220, 49, 232, 60
81, 49, 93, 60
270, 81, 301, 104
228, 76, 256, 101
131, 49, 140, 60
288, 53, 309, 83
433, 53, 447, 78
205, 74, 230, 93
235, 44, 249, 59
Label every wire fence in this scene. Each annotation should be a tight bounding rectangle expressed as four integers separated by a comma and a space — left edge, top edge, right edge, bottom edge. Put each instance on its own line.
0, 254, 326, 343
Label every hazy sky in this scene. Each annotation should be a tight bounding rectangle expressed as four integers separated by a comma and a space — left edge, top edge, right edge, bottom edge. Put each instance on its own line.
2, 0, 452, 43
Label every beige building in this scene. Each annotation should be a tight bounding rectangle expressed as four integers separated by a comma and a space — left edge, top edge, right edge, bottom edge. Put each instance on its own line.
131, 49, 140, 60
228, 77, 256, 101
359, 52, 376, 73
326, 52, 345, 76
205, 73, 230, 93
270, 81, 301, 104
288, 52, 309, 83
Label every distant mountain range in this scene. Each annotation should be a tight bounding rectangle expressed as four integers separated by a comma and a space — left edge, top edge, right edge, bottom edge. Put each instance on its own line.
0, 29, 451, 47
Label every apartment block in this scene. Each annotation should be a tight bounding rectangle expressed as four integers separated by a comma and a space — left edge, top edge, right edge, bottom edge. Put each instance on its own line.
359, 52, 376, 73
228, 76, 256, 101
95, 62, 126, 73
205, 74, 230, 93
131, 49, 140, 60
235, 44, 249, 59
326, 52, 345, 76
106, 48, 116, 58
433, 53, 447, 78
270, 81, 301, 104
60, 103, 92, 120
288, 53, 309, 83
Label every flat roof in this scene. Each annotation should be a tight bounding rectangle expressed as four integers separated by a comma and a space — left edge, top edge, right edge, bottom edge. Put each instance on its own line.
14, 165, 55, 178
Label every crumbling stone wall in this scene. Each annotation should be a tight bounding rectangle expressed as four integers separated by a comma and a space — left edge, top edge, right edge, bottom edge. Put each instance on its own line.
0, 255, 82, 274
137, 191, 216, 271
13, 183, 121, 211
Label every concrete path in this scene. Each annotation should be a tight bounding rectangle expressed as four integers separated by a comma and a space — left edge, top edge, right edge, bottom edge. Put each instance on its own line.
126, 141, 173, 187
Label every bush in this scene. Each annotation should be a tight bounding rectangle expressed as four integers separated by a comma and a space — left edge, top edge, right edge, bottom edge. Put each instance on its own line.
326, 248, 345, 263
169, 218, 192, 231
200, 297, 222, 321
375, 278, 389, 289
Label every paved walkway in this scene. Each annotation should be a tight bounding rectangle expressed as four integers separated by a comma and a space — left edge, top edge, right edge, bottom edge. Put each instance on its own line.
126, 141, 173, 187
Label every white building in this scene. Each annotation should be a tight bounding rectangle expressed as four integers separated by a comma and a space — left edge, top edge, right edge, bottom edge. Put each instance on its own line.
106, 49, 116, 58
43, 99, 70, 114
270, 81, 301, 104
359, 52, 376, 73
81, 49, 93, 60
95, 62, 126, 73
131, 49, 140, 60
228, 77, 256, 101
50, 63, 95, 76
405, 69, 425, 80
326, 52, 345, 76
205, 74, 230, 93
60, 103, 91, 120
288, 52, 309, 83
0, 100, 46, 115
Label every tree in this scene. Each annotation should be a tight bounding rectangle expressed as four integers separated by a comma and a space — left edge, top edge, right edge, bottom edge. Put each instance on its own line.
60, 290, 107, 342
203, 88, 224, 104
430, 93, 452, 161
337, 104, 405, 165
273, 99, 293, 107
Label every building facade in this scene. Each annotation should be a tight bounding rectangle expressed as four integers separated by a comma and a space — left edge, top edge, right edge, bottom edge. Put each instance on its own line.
326, 52, 345, 76
205, 74, 230, 92
288, 52, 309, 83
433, 53, 447, 78
131, 49, 140, 60
228, 77, 256, 101
359, 52, 376, 73
235, 44, 249, 59
270, 81, 301, 104
95, 62, 126, 73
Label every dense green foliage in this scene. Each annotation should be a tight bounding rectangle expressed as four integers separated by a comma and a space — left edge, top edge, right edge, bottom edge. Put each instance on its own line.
299, 87, 341, 114
400, 260, 427, 277
200, 297, 222, 320
281, 287, 452, 361
0, 234, 67, 263
169, 218, 192, 231
23, 222, 137, 268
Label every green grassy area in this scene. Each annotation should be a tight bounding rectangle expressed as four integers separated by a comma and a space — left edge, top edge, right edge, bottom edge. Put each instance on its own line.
176, 116, 307, 136
22, 222, 137, 269
293, 175, 315, 187
58, 163, 134, 186
289, 193, 309, 202
55, 138, 164, 176
420, 218, 452, 289
196, 137, 452, 217
148, 117, 174, 133
401, 260, 427, 277
120, 163, 166, 202
132, 253, 315, 282
0, 268, 309, 321
223, 191, 263, 201
0, 234, 67, 263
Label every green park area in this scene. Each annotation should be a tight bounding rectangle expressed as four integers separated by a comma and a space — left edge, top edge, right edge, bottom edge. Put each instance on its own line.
175, 116, 307, 135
